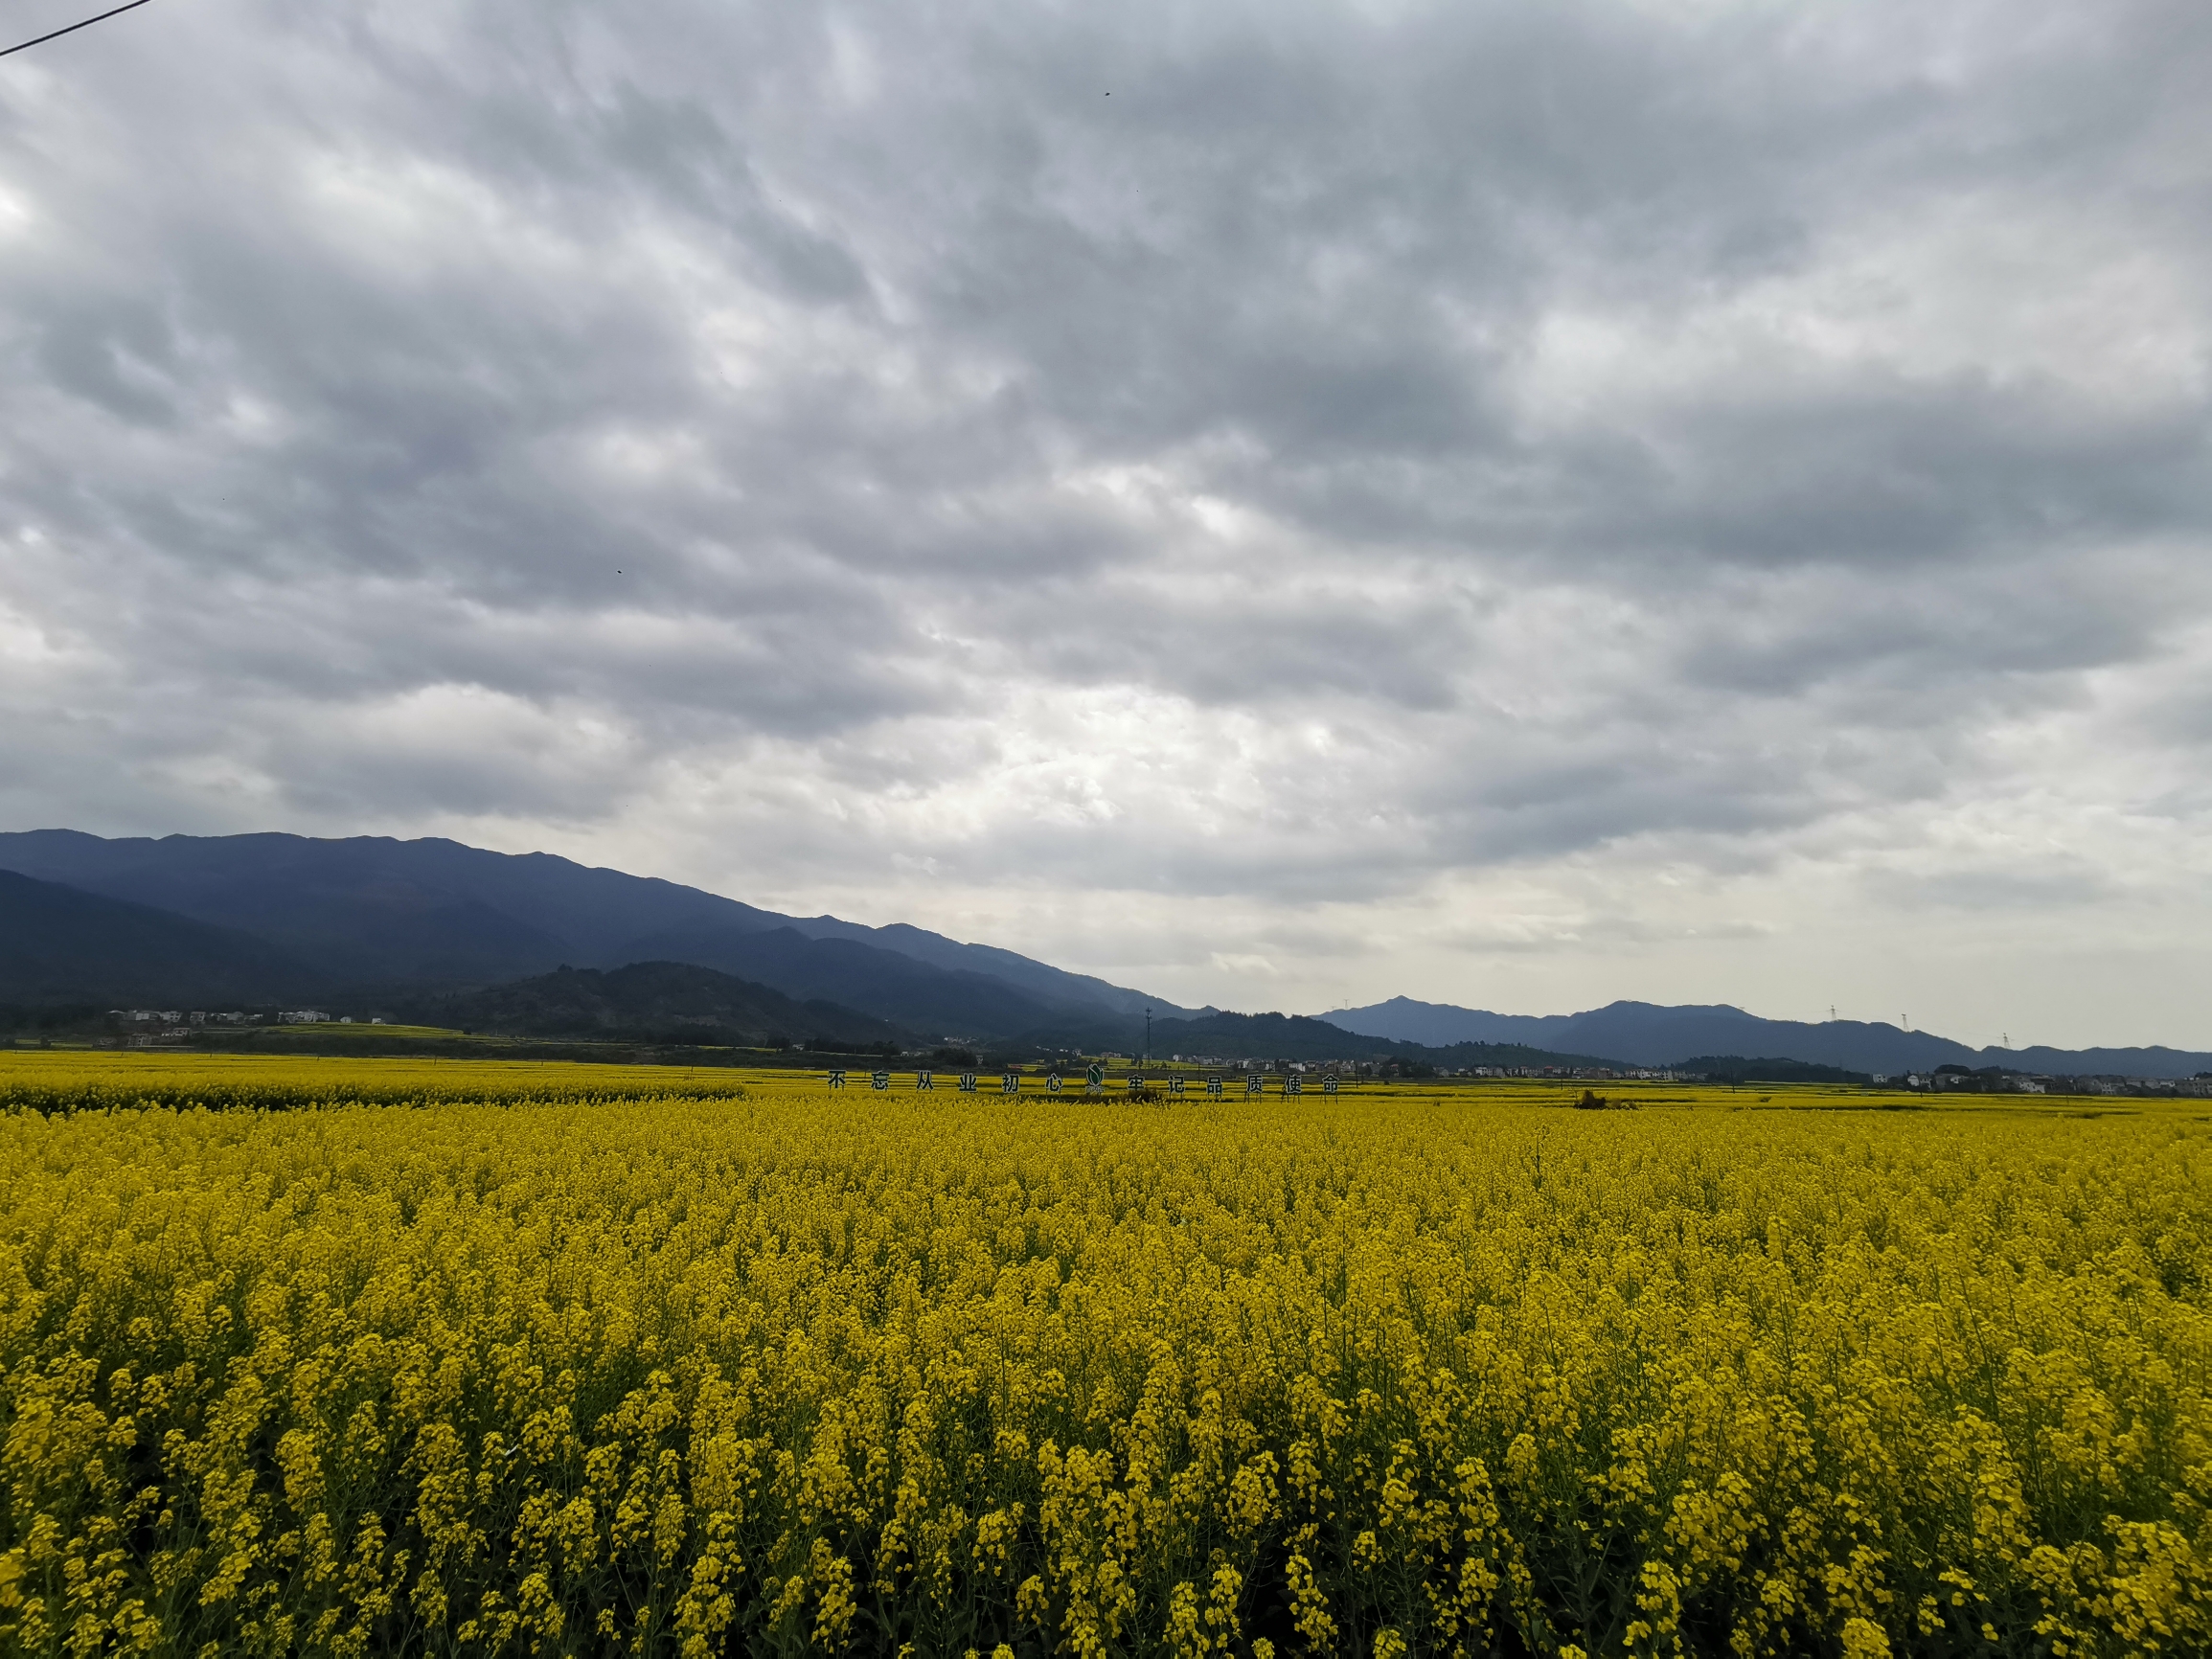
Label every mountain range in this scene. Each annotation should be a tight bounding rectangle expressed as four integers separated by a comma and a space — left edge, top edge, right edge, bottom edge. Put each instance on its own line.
1323, 996, 2212, 1081
1135, 1009, 1622, 1071
0, 830, 1204, 1046
5, 830, 2207, 1077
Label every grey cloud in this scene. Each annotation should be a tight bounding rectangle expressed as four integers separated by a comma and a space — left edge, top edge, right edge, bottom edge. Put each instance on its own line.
1861, 863, 2125, 914
2, 0, 2210, 1039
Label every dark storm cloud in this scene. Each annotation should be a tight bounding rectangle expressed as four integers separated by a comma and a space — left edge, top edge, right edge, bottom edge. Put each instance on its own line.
2, 0, 2209, 1000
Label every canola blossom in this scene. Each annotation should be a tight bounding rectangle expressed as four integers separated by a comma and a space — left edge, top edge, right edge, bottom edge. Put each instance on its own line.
0, 1060, 2207, 1656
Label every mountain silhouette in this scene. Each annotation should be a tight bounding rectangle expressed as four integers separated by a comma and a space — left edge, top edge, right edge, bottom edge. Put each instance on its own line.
1326, 996, 2212, 1079
0, 830, 1197, 1039
9, 831, 2205, 1076
1132, 1009, 1619, 1069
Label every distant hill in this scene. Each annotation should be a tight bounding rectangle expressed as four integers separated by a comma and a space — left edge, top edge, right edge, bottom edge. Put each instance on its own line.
1325, 996, 1543, 1050
0, 830, 1201, 1035
1673, 1056, 1875, 1086
395, 962, 909, 1048
2001, 1044, 2212, 1079
0, 870, 324, 1006
1327, 997, 2212, 1079
14, 832, 2206, 1073
1128, 1009, 1618, 1070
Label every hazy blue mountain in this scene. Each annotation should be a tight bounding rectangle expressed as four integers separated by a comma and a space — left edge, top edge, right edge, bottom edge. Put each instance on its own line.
1559, 1005, 1983, 1073
1130, 1009, 1616, 1069
0, 869, 325, 1005
1326, 997, 2212, 1079
2003, 1045, 2212, 1079
1323, 995, 1552, 1048
397, 961, 907, 1048
1321, 997, 1855, 1058
0, 830, 1199, 1029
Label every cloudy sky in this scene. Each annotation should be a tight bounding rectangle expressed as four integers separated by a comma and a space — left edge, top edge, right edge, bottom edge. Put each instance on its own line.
4, 0, 2209, 1046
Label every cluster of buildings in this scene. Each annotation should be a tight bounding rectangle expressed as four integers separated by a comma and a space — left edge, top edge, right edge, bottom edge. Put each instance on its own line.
1151, 1056, 1687, 1081
1157, 1056, 1362, 1074
103, 1010, 382, 1046
113, 1009, 258, 1025
1116, 1057, 2201, 1093
109, 1009, 350, 1026
1884, 1069, 2212, 1098
1456, 1065, 1686, 1081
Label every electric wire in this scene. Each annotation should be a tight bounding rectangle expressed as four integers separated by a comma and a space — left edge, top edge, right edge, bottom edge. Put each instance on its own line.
2, 0, 158, 60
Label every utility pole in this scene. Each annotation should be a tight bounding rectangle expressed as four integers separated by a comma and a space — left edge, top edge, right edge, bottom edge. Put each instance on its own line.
1144, 1008, 1151, 1068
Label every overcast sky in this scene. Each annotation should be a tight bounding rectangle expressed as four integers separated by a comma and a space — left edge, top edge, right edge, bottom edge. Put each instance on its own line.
4, 0, 2209, 1046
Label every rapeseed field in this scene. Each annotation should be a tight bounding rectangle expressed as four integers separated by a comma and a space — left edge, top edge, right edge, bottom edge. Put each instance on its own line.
0, 1051, 755, 1114
1, 1057, 2206, 1657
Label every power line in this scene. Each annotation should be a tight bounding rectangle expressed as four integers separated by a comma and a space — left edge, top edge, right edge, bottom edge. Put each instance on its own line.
2, 0, 157, 60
